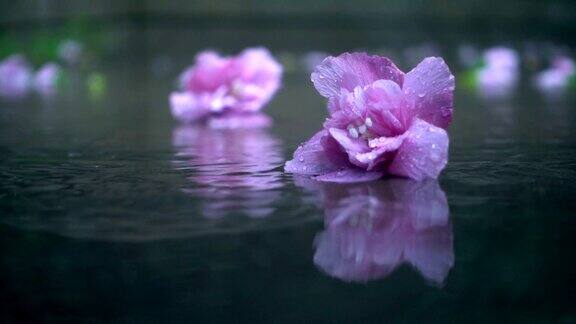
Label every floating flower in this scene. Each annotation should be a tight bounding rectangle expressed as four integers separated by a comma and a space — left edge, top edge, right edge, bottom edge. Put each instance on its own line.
170, 48, 282, 123
302, 179, 453, 284
33, 62, 62, 96
172, 114, 283, 218
476, 47, 519, 98
0, 55, 32, 99
534, 56, 575, 96
285, 53, 455, 182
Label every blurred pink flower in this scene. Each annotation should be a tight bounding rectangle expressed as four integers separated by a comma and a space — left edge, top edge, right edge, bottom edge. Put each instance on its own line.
483, 47, 519, 71
305, 179, 453, 284
477, 47, 519, 98
0, 55, 32, 99
172, 114, 283, 218
33, 63, 62, 96
170, 48, 282, 123
285, 53, 455, 183
534, 56, 575, 96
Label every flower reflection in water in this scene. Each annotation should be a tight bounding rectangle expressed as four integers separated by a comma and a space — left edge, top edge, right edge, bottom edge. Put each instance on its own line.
299, 178, 453, 284
173, 114, 284, 219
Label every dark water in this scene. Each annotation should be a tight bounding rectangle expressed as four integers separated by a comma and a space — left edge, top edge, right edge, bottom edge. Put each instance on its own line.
1, 31, 576, 323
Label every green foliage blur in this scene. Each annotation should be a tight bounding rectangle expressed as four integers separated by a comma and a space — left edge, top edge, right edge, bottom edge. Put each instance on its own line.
0, 17, 105, 65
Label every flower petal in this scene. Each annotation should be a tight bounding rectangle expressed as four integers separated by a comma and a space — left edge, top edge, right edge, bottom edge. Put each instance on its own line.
233, 47, 283, 111
169, 91, 210, 123
311, 53, 404, 98
364, 79, 403, 111
328, 127, 369, 154
368, 134, 405, 151
388, 119, 449, 180
314, 168, 384, 183
285, 130, 348, 175
352, 134, 406, 170
403, 57, 455, 129
186, 51, 232, 93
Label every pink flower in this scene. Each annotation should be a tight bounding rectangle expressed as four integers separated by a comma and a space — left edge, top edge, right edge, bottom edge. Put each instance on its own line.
304, 179, 453, 284
285, 53, 455, 183
534, 56, 575, 96
33, 63, 62, 96
0, 55, 32, 99
172, 114, 283, 218
170, 48, 282, 123
483, 47, 519, 71
477, 47, 519, 98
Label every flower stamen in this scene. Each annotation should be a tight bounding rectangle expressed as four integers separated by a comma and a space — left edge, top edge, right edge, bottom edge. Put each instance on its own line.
365, 117, 373, 127
347, 125, 359, 138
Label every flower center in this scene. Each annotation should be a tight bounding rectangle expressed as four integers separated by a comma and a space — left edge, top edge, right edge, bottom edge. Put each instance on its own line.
347, 117, 374, 140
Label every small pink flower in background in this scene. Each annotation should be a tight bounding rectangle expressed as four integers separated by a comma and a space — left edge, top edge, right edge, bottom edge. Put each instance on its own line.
483, 47, 519, 71
534, 56, 575, 96
33, 63, 62, 96
0, 55, 32, 99
477, 47, 519, 98
170, 48, 282, 124
285, 52, 455, 183
172, 114, 283, 219
304, 179, 453, 284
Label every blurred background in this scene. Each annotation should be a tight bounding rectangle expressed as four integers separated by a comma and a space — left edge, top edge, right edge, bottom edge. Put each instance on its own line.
2, 0, 576, 96
2, 0, 576, 103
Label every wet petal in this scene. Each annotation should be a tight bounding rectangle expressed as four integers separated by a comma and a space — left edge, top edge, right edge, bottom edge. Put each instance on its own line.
388, 119, 449, 180
368, 134, 405, 151
285, 130, 348, 175
328, 127, 369, 154
364, 79, 403, 111
403, 57, 455, 129
352, 134, 406, 170
314, 168, 384, 183
311, 53, 404, 98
